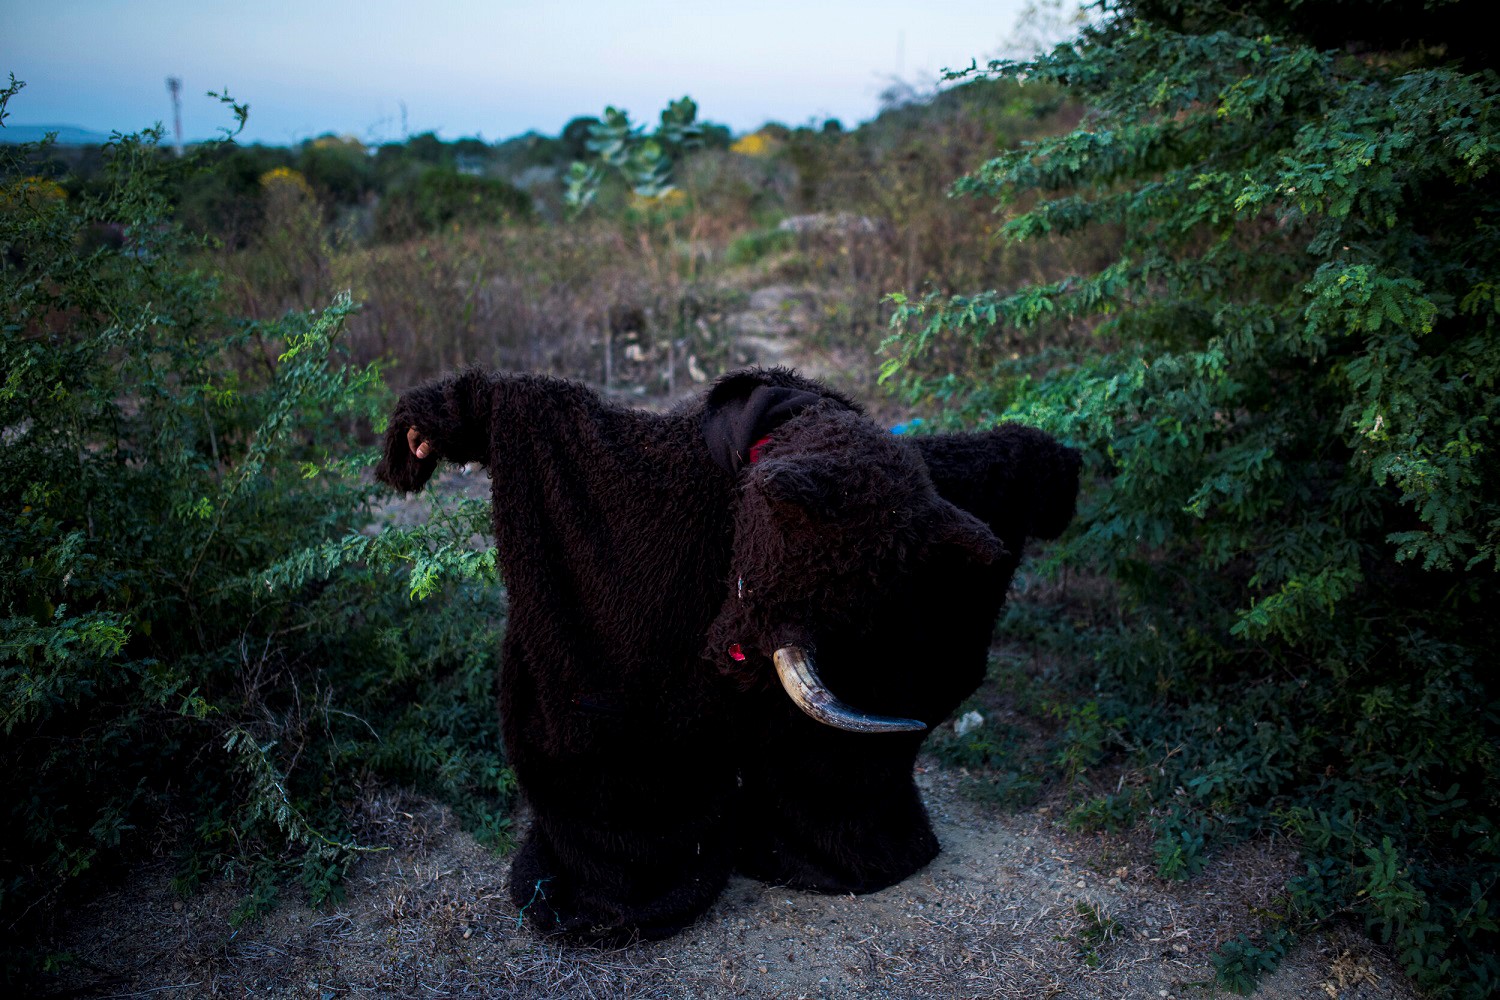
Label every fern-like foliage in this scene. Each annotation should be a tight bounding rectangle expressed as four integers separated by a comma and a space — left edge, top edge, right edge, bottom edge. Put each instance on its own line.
885, 3, 1500, 995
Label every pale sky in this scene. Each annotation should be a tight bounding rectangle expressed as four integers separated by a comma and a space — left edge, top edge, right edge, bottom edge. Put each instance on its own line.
2, 0, 1042, 146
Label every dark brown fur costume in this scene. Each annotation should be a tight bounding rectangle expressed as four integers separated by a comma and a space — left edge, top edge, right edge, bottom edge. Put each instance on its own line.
725, 424, 1082, 892
376, 367, 1079, 941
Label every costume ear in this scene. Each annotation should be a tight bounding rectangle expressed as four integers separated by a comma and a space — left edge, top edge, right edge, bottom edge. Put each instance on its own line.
933, 499, 1006, 565
702, 377, 823, 474
1027, 436, 1083, 541
753, 459, 842, 517
914, 425, 1082, 542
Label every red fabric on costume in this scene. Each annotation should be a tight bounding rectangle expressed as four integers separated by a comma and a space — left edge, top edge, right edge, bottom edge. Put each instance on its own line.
748, 436, 772, 464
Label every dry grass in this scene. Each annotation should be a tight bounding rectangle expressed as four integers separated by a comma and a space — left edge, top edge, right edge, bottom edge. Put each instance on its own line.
200, 84, 1117, 408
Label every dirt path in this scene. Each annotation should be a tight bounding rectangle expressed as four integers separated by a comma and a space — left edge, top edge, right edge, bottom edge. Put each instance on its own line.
43, 761, 1413, 999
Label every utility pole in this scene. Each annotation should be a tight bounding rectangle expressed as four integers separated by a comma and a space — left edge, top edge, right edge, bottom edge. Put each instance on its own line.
166, 77, 184, 155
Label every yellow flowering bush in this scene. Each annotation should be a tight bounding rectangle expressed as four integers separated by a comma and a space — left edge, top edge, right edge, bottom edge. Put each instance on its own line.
259, 166, 315, 199
0, 175, 68, 210
729, 131, 776, 157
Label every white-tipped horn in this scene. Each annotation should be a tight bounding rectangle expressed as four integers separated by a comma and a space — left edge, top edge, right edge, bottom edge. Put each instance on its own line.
773, 646, 926, 734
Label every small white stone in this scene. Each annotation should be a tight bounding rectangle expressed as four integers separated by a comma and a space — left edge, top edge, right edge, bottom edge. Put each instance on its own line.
954, 710, 985, 737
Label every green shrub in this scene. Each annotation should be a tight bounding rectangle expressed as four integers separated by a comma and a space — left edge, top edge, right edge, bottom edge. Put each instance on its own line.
297, 134, 373, 207
885, 3, 1500, 995
0, 81, 509, 975
724, 226, 796, 266
1065, 791, 1143, 834
377, 166, 533, 239
174, 142, 295, 246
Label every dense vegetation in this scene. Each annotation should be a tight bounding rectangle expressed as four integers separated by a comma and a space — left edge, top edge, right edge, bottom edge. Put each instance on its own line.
0, 83, 509, 978
887, 0, 1499, 994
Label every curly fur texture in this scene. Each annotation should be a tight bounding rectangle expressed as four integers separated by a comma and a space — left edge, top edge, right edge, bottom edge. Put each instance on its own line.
730, 424, 1082, 893
376, 367, 1081, 941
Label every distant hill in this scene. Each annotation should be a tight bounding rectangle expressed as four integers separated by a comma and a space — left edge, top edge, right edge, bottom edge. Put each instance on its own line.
0, 124, 115, 145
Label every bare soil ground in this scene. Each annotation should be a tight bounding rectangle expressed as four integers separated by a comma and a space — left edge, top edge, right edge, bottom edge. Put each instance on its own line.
41, 764, 1415, 1000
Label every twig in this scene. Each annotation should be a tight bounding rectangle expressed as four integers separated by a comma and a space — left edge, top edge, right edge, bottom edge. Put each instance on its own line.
99, 984, 202, 999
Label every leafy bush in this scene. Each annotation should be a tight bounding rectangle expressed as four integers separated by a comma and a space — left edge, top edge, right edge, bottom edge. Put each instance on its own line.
376, 166, 533, 240
563, 97, 707, 215
724, 226, 796, 266
885, 2, 1500, 995
173, 142, 295, 246
0, 81, 509, 975
298, 134, 373, 207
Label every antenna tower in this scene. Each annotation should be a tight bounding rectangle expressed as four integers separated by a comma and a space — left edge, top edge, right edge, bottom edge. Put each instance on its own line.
166, 77, 184, 155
